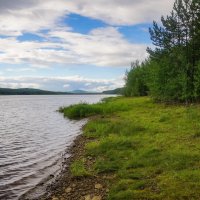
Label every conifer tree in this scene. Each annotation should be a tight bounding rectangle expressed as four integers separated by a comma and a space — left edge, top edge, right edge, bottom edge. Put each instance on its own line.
147, 0, 200, 102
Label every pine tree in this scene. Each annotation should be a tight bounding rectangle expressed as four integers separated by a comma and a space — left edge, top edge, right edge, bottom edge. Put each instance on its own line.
147, 0, 200, 102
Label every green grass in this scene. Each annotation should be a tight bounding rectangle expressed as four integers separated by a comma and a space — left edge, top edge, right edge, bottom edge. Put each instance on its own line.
62, 97, 200, 199
70, 159, 90, 177
59, 97, 129, 119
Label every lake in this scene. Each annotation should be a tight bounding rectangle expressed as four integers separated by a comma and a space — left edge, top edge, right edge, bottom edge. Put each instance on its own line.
0, 95, 109, 200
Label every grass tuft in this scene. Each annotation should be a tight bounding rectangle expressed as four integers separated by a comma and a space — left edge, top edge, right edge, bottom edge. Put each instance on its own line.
70, 159, 90, 177
59, 98, 129, 119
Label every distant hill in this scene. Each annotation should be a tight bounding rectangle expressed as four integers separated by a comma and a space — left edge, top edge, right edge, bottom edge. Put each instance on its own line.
102, 88, 124, 95
0, 88, 71, 95
0, 87, 124, 95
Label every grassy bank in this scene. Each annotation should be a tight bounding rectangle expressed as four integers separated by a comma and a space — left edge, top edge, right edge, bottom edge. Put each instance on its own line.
61, 97, 200, 200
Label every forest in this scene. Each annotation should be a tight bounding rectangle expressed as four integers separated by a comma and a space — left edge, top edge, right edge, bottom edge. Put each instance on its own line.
124, 0, 200, 103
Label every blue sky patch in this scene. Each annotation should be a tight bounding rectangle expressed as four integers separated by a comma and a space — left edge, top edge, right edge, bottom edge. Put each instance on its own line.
65, 13, 107, 34
119, 24, 152, 44
17, 33, 45, 42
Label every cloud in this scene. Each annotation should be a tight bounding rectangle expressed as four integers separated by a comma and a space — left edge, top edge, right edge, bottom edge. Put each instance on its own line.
0, 82, 40, 89
0, 27, 148, 67
0, 75, 124, 92
0, 37, 76, 67
0, 0, 69, 36
48, 27, 148, 66
0, 0, 174, 36
0, 0, 173, 68
5, 67, 36, 72
64, 0, 174, 26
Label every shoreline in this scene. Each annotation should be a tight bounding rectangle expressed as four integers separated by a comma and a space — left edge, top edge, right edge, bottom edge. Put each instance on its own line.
43, 134, 108, 200
21, 96, 200, 199
21, 132, 108, 200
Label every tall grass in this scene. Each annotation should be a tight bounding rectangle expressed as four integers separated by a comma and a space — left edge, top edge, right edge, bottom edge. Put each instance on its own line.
61, 97, 200, 199
59, 97, 129, 119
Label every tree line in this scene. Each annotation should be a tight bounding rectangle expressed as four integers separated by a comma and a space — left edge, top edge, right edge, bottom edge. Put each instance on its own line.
124, 0, 200, 103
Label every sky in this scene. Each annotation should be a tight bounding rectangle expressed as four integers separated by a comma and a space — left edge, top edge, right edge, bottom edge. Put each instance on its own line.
0, 0, 174, 92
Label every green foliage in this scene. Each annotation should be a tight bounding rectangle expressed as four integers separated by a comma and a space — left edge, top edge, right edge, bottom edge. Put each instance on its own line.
59, 103, 102, 119
70, 159, 90, 177
125, 0, 200, 103
148, 0, 200, 102
124, 61, 149, 97
66, 97, 200, 199
102, 88, 124, 95
59, 98, 129, 119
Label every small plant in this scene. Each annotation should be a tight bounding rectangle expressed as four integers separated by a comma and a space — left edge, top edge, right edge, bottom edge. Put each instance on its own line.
70, 159, 90, 177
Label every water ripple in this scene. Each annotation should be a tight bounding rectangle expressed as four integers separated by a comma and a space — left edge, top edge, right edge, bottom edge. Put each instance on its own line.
0, 95, 107, 200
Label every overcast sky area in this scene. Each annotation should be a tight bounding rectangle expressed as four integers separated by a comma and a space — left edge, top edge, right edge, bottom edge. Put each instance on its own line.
0, 0, 174, 92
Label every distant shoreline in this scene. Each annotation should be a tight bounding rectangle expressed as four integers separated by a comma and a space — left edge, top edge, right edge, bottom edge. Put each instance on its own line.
0, 93, 104, 95
0, 88, 121, 95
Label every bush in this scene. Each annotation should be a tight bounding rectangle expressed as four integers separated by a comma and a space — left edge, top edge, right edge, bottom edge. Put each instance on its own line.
59, 98, 129, 119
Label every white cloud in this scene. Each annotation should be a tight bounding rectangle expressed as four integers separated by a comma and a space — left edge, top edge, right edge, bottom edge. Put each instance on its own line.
0, 0, 174, 68
63, 84, 70, 89
0, 0, 69, 36
0, 0, 174, 36
48, 27, 148, 66
0, 82, 40, 89
0, 27, 148, 67
64, 0, 174, 25
0, 75, 124, 92
5, 67, 36, 72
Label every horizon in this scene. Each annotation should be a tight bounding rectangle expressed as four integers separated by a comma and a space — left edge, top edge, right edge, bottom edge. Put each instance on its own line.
0, 87, 115, 93
0, 0, 174, 92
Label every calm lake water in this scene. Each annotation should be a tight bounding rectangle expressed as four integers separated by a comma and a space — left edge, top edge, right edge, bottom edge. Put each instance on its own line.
0, 95, 109, 200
